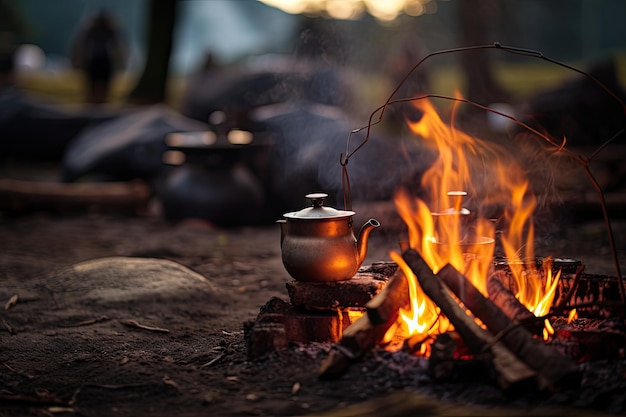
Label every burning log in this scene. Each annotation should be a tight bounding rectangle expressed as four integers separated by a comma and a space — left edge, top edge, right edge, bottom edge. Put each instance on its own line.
317, 313, 396, 380
320, 255, 536, 390
399, 250, 536, 390
411, 251, 582, 391
365, 268, 409, 325
487, 275, 543, 335
318, 270, 406, 379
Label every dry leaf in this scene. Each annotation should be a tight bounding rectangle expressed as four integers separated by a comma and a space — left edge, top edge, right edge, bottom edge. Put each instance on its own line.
121, 319, 170, 333
4, 294, 18, 310
48, 406, 75, 414
162, 375, 179, 389
291, 382, 301, 395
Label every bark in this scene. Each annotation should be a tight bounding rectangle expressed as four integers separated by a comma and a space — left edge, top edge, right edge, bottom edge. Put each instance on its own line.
400, 250, 536, 390
487, 275, 543, 334
318, 313, 394, 380
365, 269, 409, 325
318, 270, 409, 379
432, 258, 582, 391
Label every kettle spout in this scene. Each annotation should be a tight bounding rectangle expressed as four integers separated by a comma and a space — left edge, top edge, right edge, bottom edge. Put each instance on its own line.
356, 218, 381, 266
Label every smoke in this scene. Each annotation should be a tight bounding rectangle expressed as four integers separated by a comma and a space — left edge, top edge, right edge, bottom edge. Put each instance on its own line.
257, 102, 432, 210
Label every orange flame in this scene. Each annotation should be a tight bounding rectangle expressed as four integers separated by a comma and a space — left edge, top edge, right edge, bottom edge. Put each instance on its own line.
542, 318, 555, 341
391, 96, 561, 350
390, 251, 442, 336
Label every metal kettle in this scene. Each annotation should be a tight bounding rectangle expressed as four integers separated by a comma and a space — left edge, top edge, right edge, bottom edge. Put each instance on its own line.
278, 193, 380, 282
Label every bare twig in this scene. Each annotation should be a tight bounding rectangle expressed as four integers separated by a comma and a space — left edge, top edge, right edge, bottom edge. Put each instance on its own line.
557, 265, 586, 309
2, 362, 36, 380
2, 318, 16, 335
60, 316, 110, 328
200, 353, 224, 368
4, 294, 18, 310
120, 319, 170, 333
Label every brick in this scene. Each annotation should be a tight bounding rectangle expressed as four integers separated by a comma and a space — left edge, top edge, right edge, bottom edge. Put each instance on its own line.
286, 272, 390, 310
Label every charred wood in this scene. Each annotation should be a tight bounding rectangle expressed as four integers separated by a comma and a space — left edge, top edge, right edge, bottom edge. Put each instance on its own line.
400, 249, 536, 390
365, 269, 409, 325
493, 257, 582, 275
319, 269, 417, 379
488, 275, 543, 335
318, 313, 395, 380
427, 332, 458, 381
429, 256, 582, 391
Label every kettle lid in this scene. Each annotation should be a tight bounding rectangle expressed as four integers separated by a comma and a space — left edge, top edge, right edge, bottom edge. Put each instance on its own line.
283, 193, 355, 219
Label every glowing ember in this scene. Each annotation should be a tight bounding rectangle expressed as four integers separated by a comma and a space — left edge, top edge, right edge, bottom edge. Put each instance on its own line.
347, 310, 364, 323
391, 96, 561, 351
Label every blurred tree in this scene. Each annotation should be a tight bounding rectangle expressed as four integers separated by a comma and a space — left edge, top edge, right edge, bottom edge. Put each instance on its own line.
0, 0, 28, 34
127, 0, 177, 104
458, 0, 509, 105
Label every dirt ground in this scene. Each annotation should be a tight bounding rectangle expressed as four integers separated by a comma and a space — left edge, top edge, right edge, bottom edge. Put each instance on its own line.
0, 204, 625, 416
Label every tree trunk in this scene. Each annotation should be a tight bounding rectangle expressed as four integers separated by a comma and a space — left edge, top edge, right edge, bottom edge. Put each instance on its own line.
458, 0, 509, 105
127, 0, 177, 104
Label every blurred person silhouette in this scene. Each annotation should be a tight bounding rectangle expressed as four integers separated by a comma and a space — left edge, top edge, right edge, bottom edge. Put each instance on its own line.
71, 10, 125, 104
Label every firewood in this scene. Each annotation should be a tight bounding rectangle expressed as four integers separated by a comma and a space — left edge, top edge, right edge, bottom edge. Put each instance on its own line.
319, 270, 409, 379
321, 251, 536, 389
318, 313, 394, 380
365, 269, 409, 325
318, 269, 414, 379
400, 249, 536, 390
488, 275, 543, 335
428, 256, 582, 391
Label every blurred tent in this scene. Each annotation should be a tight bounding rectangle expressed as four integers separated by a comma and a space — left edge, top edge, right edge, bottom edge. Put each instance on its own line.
0, 88, 120, 161
61, 104, 208, 182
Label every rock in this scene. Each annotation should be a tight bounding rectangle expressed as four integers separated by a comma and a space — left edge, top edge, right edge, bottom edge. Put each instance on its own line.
46, 256, 217, 307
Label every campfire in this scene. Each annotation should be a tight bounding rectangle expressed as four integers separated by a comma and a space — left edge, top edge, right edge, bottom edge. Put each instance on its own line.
245, 44, 625, 395
387, 95, 560, 347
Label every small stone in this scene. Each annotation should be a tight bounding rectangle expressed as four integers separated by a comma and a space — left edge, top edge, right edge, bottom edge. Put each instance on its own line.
291, 382, 301, 394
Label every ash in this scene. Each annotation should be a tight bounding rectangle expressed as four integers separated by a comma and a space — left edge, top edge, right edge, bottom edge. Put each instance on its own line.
247, 343, 626, 415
